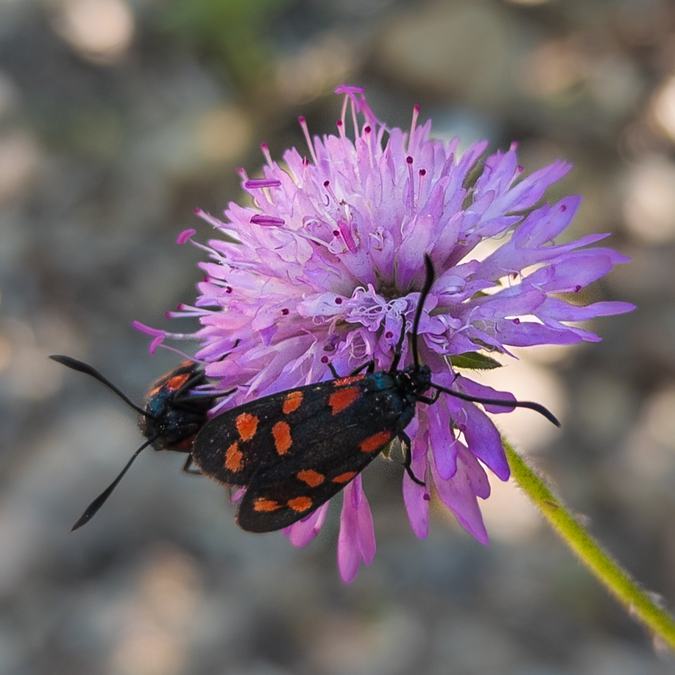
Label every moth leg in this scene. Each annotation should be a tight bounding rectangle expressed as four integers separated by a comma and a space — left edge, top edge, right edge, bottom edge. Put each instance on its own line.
182, 455, 202, 475
416, 389, 441, 405
327, 363, 340, 378
399, 431, 425, 486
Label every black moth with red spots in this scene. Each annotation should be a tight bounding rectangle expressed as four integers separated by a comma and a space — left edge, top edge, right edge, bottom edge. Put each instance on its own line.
192, 256, 560, 533
49, 356, 218, 530
193, 373, 415, 532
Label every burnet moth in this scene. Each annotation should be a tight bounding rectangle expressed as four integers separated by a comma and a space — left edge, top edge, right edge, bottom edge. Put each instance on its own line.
191, 255, 560, 532
50, 356, 220, 530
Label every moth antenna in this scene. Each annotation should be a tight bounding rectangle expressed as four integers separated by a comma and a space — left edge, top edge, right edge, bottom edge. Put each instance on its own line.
71, 437, 157, 530
50, 355, 151, 418
389, 315, 407, 373
411, 254, 435, 370
432, 384, 561, 427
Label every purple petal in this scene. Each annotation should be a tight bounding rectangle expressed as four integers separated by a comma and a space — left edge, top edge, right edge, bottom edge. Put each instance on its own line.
428, 403, 459, 480
431, 444, 490, 544
539, 297, 636, 322
496, 320, 583, 347
515, 195, 581, 247
402, 418, 430, 539
461, 446, 491, 500
525, 252, 619, 293
284, 504, 329, 547
469, 287, 546, 321
499, 160, 572, 213
460, 403, 510, 480
337, 477, 375, 583
176, 228, 197, 245
356, 485, 376, 565
454, 376, 516, 415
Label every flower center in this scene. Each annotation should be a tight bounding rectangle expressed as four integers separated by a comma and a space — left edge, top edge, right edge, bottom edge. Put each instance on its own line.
376, 281, 404, 302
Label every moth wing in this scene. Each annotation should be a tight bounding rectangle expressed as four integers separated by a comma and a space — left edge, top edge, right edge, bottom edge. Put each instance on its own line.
236, 420, 396, 532
192, 379, 366, 485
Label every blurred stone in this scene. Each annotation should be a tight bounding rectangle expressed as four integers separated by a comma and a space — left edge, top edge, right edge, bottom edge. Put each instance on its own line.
610, 246, 675, 300
482, 478, 542, 543
0, 130, 40, 205
520, 36, 587, 99
575, 373, 636, 446
587, 55, 644, 118
649, 74, 675, 143
274, 32, 361, 105
374, 1, 528, 107
197, 105, 253, 164
431, 614, 521, 674
308, 608, 425, 675
574, 641, 674, 675
0, 70, 19, 119
643, 386, 675, 450
50, 0, 135, 65
622, 155, 675, 244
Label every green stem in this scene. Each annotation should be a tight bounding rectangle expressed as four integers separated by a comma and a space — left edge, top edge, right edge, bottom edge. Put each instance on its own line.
504, 439, 675, 650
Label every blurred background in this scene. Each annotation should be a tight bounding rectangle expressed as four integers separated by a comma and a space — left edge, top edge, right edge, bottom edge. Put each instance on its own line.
1, 0, 674, 673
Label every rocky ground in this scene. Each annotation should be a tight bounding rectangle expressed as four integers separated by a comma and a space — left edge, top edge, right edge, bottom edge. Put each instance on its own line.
1, 1, 674, 673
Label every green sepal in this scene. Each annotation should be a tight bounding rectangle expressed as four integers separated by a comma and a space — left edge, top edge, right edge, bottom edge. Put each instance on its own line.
450, 352, 502, 370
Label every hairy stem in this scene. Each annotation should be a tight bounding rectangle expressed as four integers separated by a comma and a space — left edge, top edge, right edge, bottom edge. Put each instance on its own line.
505, 439, 675, 650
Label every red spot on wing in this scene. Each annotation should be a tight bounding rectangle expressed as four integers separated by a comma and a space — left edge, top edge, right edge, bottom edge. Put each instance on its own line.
328, 386, 360, 415
332, 471, 357, 484
296, 469, 325, 487
359, 430, 393, 453
236, 412, 259, 441
224, 441, 244, 472
272, 421, 292, 455
287, 496, 313, 513
333, 374, 366, 387
282, 390, 303, 414
253, 498, 281, 512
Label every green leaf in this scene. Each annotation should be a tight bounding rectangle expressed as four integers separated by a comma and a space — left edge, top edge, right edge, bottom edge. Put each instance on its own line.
450, 352, 502, 370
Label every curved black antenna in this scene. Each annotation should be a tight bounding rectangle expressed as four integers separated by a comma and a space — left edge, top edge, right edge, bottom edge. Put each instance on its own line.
389, 254, 435, 374
411, 255, 435, 370
71, 436, 158, 530
432, 384, 560, 427
389, 315, 407, 374
50, 355, 151, 419
398, 257, 560, 427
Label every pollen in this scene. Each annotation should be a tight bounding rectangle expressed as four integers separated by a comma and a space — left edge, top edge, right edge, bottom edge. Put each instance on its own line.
236, 412, 259, 441
283, 390, 303, 414
272, 420, 292, 455
288, 496, 313, 513
296, 469, 325, 487
224, 441, 244, 472
332, 471, 357, 484
359, 430, 393, 453
253, 497, 281, 512
329, 386, 360, 415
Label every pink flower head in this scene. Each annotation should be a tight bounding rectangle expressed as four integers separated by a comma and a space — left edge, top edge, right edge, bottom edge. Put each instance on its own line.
141, 86, 634, 582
